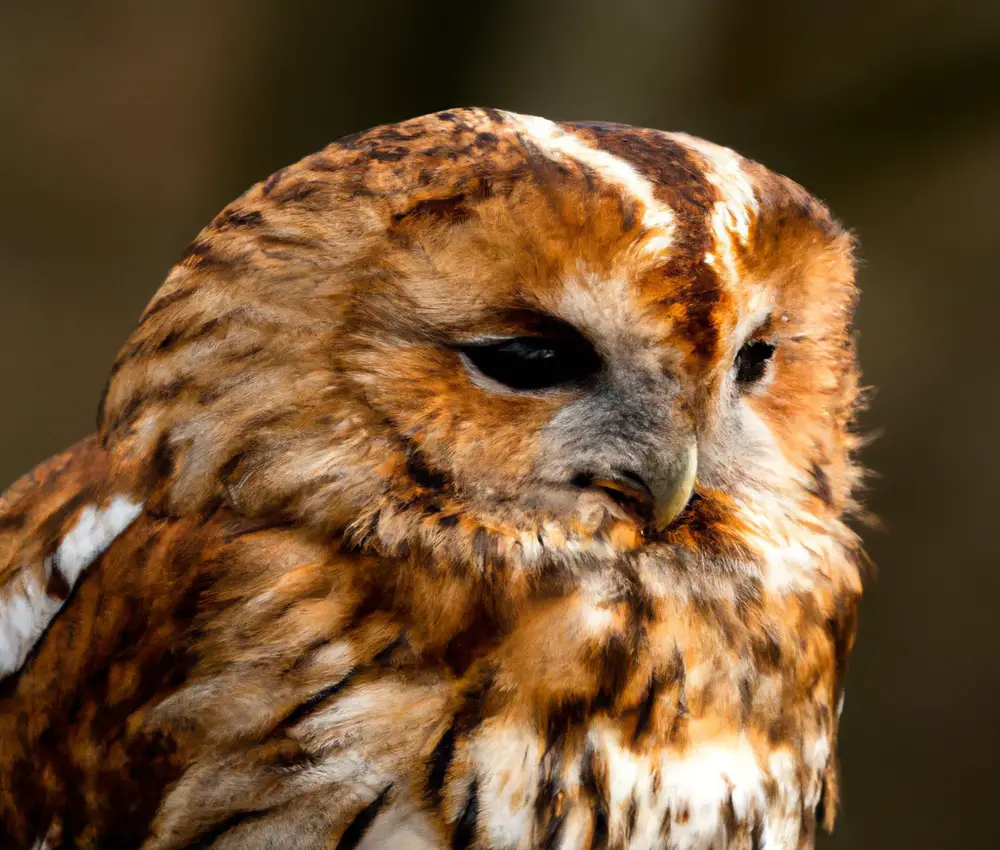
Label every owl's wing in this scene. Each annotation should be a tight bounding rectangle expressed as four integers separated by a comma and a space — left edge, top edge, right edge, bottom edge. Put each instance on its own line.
0, 435, 143, 680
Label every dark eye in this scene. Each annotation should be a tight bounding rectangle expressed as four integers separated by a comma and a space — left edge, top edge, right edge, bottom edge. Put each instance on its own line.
735, 339, 776, 386
457, 335, 601, 391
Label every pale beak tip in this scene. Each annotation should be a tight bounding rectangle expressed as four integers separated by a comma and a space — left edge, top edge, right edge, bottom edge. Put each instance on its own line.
651, 440, 698, 533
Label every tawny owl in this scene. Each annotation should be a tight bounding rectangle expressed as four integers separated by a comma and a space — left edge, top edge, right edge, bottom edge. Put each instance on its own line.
0, 108, 865, 850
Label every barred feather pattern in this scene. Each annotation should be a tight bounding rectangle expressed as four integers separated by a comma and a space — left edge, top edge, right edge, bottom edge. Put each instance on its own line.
0, 108, 865, 849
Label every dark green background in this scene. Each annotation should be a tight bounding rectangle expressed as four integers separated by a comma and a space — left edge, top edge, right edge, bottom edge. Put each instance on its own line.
1, 2, 997, 846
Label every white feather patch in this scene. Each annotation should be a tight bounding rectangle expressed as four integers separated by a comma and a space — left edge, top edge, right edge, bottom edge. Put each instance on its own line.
672, 133, 757, 244
356, 792, 440, 850
31, 830, 57, 850
503, 112, 676, 258
51, 496, 145, 586
0, 495, 143, 678
581, 721, 771, 850
657, 739, 766, 848
760, 749, 803, 849
473, 720, 543, 847
674, 132, 758, 285
0, 573, 61, 677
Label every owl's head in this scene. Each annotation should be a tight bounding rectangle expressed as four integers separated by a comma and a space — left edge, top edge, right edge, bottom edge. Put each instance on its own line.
100, 109, 863, 585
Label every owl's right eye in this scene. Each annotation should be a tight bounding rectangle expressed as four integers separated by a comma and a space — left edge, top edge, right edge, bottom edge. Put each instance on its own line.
456, 335, 601, 391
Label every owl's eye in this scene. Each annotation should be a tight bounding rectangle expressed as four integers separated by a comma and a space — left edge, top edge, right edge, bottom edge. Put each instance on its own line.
734, 339, 776, 386
457, 335, 601, 391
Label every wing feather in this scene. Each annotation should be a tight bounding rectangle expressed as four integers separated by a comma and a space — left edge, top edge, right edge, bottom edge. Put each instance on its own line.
0, 435, 143, 679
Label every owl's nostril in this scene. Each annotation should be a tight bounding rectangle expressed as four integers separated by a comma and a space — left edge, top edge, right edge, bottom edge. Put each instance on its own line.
572, 468, 656, 521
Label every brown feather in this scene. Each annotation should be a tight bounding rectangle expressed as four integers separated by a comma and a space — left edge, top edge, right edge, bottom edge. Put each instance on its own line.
0, 108, 865, 849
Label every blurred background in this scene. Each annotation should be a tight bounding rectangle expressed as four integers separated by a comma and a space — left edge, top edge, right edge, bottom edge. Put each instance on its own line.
1, 1, 997, 846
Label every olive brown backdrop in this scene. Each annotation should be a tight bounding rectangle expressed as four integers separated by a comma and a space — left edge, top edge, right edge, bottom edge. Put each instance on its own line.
1, 2, 997, 847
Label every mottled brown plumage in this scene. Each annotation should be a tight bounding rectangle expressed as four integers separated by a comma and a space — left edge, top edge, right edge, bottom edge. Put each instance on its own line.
0, 108, 865, 849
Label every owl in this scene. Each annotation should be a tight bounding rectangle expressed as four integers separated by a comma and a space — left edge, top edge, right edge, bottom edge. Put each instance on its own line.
0, 108, 865, 850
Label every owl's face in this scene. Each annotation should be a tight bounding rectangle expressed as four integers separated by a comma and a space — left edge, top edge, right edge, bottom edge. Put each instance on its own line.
100, 110, 861, 581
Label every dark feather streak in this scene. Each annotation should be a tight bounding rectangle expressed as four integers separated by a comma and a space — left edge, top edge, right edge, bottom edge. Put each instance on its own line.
335, 784, 393, 850
426, 720, 457, 806
451, 778, 479, 850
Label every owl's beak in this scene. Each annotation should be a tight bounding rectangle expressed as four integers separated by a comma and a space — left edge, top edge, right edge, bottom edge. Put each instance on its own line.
650, 439, 699, 531
588, 439, 698, 532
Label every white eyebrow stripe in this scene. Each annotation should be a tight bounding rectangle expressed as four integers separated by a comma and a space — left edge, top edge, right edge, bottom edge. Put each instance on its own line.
0, 495, 143, 679
673, 133, 758, 286
672, 132, 758, 243
502, 112, 676, 256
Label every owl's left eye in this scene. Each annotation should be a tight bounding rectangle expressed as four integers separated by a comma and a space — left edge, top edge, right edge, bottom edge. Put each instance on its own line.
456, 335, 601, 391
734, 339, 776, 386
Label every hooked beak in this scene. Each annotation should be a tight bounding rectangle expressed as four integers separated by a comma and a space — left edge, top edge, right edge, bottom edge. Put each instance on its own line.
588, 439, 698, 532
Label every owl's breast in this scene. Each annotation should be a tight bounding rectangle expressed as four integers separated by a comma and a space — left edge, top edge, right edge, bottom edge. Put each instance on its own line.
0, 509, 851, 849
410, 578, 844, 849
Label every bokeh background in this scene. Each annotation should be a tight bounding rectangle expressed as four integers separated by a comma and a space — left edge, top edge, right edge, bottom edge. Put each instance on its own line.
1, 1, 997, 846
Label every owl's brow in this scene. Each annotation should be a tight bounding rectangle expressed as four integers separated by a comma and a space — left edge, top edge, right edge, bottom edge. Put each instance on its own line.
745, 312, 775, 339
443, 310, 591, 345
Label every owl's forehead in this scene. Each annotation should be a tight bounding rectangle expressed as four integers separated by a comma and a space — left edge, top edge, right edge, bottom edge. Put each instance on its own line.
322, 111, 840, 356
